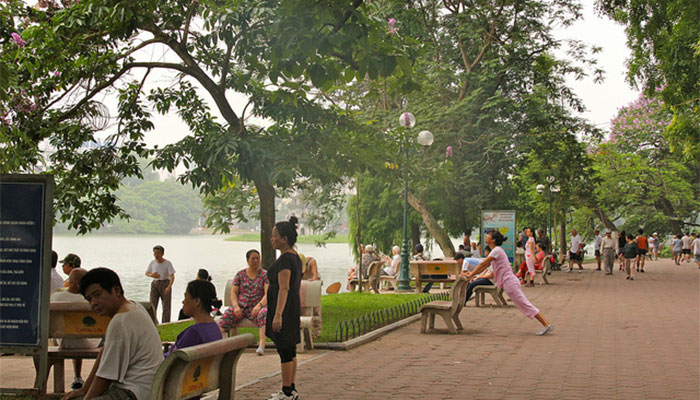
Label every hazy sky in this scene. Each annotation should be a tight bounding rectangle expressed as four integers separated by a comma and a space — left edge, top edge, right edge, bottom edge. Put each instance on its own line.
97, 0, 640, 149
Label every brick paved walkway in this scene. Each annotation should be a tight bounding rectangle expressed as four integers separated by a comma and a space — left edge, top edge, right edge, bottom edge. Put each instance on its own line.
237, 258, 699, 399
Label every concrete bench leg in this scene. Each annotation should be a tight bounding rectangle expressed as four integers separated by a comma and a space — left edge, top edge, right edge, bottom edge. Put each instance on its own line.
420, 311, 428, 333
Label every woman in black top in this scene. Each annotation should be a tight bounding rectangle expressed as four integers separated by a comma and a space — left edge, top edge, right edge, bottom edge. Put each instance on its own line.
266, 217, 302, 400
617, 230, 627, 270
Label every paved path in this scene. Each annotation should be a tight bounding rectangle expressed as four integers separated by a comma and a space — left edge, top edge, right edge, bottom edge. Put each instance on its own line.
1, 258, 697, 399
237, 258, 699, 399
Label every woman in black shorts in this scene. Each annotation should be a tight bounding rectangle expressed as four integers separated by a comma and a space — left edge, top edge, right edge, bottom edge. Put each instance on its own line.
267, 217, 302, 400
617, 230, 626, 270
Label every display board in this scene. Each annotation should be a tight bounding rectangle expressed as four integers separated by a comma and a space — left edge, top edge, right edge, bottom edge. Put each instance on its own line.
480, 210, 516, 262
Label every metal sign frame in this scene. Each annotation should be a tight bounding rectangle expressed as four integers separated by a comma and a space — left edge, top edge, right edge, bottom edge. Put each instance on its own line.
0, 174, 54, 397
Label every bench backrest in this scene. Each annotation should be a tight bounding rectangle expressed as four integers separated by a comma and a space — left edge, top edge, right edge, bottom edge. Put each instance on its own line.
48, 301, 157, 339
151, 333, 255, 400
449, 276, 469, 314
299, 280, 322, 316
409, 260, 460, 276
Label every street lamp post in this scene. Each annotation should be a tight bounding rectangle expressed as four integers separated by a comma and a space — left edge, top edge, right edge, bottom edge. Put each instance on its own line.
396, 112, 433, 292
537, 176, 560, 253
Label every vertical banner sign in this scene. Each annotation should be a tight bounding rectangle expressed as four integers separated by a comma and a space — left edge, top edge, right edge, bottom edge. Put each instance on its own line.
0, 176, 53, 347
480, 210, 516, 262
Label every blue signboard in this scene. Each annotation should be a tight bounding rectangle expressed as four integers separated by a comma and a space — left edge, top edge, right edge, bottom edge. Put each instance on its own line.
480, 210, 516, 262
0, 181, 47, 346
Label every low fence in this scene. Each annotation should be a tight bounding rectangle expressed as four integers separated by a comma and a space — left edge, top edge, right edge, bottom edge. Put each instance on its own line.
333, 291, 450, 342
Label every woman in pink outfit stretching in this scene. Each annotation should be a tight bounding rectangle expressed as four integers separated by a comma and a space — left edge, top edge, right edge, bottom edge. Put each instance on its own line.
524, 227, 537, 287
466, 230, 553, 335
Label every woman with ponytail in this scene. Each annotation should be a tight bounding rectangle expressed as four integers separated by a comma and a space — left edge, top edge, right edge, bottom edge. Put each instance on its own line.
164, 280, 223, 358
267, 217, 303, 400
465, 230, 554, 336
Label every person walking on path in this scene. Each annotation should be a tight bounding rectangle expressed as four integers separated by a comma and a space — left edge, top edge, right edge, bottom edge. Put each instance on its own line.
568, 229, 584, 273
267, 217, 303, 400
671, 234, 683, 265
593, 229, 603, 271
465, 231, 553, 335
617, 230, 627, 271
623, 234, 638, 280
681, 232, 692, 263
692, 233, 700, 269
635, 229, 648, 273
145, 245, 175, 323
524, 228, 537, 287
648, 233, 658, 261
601, 231, 616, 275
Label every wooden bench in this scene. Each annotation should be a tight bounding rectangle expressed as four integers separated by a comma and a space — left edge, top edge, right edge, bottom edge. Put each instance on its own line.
474, 285, 508, 307
379, 273, 399, 291
409, 260, 461, 294
419, 276, 468, 334
36, 301, 158, 394
221, 280, 322, 352
151, 333, 255, 400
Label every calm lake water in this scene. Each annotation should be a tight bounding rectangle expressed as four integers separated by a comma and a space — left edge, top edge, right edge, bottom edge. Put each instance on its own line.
52, 234, 359, 321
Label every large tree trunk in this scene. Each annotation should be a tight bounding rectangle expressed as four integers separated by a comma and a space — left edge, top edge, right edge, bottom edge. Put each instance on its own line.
593, 206, 617, 231
559, 210, 567, 263
252, 171, 276, 269
407, 192, 455, 258
656, 197, 684, 236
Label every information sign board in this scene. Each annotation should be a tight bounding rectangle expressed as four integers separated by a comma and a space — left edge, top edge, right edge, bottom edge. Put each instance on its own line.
0, 175, 54, 348
480, 210, 516, 262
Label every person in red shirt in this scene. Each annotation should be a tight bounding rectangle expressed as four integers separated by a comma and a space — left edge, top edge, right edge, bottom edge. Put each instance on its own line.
635, 229, 648, 273
516, 243, 546, 286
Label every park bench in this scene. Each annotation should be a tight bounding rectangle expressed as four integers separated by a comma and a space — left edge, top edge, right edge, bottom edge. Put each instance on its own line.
35, 301, 158, 394
534, 257, 551, 285
347, 261, 384, 293
151, 333, 255, 400
379, 272, 399, 291
221, 279, 321, 352
419, 276, 468, 334
473, 285, 508, 307
409, 260, 461, 294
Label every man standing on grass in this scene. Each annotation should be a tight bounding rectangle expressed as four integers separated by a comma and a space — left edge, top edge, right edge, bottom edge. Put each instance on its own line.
145, 245, 175, 323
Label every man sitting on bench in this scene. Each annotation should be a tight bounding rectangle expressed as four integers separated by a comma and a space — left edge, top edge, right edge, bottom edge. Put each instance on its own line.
50, 268, 99, 390
64, 268, 163, 400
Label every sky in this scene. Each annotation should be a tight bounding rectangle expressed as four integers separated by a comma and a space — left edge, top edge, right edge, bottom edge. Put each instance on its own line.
89, 0, 641, 149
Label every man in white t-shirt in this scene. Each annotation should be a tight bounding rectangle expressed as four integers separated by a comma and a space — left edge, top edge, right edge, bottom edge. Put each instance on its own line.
51, 268, 100, 390
681, 233, 693, 263
64, 268, 162, 400
593, 229, 603, 271
145, 245, 175, 323
568, 229, 584, 273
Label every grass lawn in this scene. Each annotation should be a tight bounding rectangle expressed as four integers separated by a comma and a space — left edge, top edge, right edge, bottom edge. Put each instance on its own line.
224, 233, 348, 244
158, 292, 429, 344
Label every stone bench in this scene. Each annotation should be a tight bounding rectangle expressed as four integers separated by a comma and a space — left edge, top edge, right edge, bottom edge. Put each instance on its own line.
474, 285, 508, 307
420, 276, 468, 334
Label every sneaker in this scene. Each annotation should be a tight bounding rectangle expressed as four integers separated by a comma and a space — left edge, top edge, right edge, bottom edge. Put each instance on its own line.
268, 391, 296, 400
256, 346, 264, 356
626, 276, 630, 280
71, 378, 84, 390
578, 269, 582, 273
537, 325, 554, 336
567, 269, 573, 273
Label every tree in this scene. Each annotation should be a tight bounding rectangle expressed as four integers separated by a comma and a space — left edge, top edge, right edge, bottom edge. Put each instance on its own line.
335, 0, 602, 256
596, 0, 700, 166
1, 0, 405, 266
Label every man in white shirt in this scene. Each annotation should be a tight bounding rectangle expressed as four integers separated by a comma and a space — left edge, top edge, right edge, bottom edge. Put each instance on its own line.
145, 245, 175, 323
601, 231, 617, 275
593, 230, 603, 271
50, 251, 64, 293
64, 268, 162, 400
51, 268, 99, 390
681, 233, 693, 263
692, 233, 700, 269
568, 229, 584, 273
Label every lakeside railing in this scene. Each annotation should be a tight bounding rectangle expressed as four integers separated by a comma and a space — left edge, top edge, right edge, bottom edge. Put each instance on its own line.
333, 291, 450, 342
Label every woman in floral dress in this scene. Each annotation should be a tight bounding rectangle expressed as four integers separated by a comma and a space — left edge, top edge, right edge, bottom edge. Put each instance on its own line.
218, 249, 269, 355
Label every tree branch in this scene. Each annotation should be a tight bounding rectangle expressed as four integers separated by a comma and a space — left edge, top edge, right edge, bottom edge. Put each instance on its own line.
333, 0, 363, 33
220, 41, 234, 90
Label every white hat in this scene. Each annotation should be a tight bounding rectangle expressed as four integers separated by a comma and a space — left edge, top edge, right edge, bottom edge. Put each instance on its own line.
365, 244, 374, 252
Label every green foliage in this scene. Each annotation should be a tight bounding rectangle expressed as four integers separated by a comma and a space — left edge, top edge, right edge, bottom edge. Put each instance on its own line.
225, 233, 348, 244
596, 0, 700, 164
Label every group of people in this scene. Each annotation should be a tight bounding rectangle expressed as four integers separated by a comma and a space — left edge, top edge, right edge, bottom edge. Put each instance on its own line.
49, 217, 308, 400
671, 232, 700, 267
